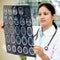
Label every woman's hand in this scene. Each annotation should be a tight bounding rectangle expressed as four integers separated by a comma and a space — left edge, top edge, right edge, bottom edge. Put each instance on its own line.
0, 22, 4, 31
34, 45, 44, 57
34, 45, 50, 60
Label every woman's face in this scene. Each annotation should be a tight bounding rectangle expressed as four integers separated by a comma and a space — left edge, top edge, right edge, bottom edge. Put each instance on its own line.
38, 6, 55, 27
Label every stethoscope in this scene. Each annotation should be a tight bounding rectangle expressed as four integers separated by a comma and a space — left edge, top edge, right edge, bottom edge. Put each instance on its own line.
33, 25, 57, 51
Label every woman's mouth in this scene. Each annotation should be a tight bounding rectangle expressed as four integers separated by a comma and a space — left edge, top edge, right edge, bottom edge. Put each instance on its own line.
40, 20, 46, 23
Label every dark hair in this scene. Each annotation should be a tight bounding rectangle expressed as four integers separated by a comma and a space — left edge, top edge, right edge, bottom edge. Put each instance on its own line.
38, 3, 57, 29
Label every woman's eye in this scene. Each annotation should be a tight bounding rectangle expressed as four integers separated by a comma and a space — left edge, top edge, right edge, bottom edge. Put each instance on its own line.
44, 13, 48, 15
38, 13, 48, 16
38, 13, 41, 16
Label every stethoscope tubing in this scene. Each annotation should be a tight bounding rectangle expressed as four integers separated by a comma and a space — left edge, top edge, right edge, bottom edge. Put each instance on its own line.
33, 26, 57, 51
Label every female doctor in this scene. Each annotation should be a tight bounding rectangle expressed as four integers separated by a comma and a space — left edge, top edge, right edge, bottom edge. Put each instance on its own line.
33, 3, 60, 60
27, 3, 60, 60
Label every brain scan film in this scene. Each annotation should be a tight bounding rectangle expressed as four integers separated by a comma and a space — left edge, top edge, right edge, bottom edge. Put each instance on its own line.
3, 5, 35, 57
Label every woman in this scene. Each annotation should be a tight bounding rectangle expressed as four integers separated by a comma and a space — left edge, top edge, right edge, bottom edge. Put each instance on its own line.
27, 3, 60, 60
33, 3, 60, 60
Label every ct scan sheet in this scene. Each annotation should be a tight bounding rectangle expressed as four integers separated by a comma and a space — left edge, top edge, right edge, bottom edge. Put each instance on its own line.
3, 5, 35, 57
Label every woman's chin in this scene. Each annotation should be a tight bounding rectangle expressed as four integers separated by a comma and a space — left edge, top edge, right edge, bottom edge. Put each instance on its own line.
41, 23, 46, 26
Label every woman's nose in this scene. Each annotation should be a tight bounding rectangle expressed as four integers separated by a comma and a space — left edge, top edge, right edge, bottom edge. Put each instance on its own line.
39, 14, 45, 19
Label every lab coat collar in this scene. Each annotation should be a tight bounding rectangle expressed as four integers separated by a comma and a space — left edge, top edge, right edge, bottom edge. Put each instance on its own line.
43, 25, 55, 36
39, 25, 55, 37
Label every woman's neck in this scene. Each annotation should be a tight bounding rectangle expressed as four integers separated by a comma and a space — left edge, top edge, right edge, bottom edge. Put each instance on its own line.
42, 24, 52, 32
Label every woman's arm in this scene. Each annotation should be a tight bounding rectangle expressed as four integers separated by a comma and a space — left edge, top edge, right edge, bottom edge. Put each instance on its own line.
50, 35, 60, 60
34, 45, 50, 60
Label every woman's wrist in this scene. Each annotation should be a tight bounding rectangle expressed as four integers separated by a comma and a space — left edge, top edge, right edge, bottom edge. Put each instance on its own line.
41, 52, 50, 60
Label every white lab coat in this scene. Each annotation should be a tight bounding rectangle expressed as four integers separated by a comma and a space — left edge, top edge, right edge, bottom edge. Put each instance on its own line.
27, 26, 60, 60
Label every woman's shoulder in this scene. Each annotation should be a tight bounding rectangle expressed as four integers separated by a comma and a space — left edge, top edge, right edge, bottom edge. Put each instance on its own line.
54, 27, 60, 45
32, 26, 39, 30
57, 27, 60, 33
32, 26, 39, 35
56, 27, 60, 38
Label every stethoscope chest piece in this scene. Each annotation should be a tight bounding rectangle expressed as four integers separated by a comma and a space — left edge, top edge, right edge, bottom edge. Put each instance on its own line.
44, 46, 48, 51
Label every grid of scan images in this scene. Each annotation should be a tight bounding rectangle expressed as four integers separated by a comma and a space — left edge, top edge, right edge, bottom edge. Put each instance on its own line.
3, 5, 35, 57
